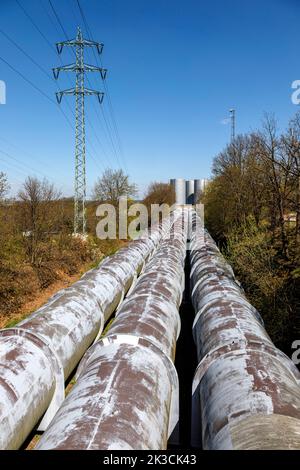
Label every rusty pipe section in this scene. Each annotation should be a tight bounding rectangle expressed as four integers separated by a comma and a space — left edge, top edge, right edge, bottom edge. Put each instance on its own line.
35, 336, 179, 450
190, 210, 300, 450
0, 218, 172, 450
36, 209, 188, 450
97, 213, 188, 361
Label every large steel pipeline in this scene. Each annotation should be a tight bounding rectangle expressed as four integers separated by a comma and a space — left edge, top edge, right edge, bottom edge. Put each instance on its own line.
0, 216, 174, 450
35, 209, 188, 450
190, 210, 300, 450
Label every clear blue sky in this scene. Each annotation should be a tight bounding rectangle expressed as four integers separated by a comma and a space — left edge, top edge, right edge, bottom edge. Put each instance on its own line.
0, 0, 300, 197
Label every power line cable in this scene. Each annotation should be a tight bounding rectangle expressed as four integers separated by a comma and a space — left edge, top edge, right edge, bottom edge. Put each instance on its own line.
43, 0, 117, 169
47, 0, 122, 170
0, 51, 103, 178
0, 135, 66, 177
76, 0, 128, 171
73, 0, 125, 169
0, 148, 54, 179
13, 0, 109, 174
0, 54, 56, 105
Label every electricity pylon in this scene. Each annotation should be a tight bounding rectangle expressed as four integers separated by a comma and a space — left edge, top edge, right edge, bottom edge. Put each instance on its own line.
53, 27, 107, 235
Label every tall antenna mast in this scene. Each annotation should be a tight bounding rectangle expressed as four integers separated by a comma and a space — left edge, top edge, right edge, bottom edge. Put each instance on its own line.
230, 108, 235, 142
53, 27, 107, 235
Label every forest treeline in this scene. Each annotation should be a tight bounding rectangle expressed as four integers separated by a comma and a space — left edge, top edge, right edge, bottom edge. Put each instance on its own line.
0, 169, 172, 324
203, 112, 300, 354
1, 110, 299, 355
0, 171, 133, 323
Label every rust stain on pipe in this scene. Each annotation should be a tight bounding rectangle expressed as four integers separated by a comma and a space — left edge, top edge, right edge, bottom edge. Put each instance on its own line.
36, 336, 178, 450
36, 209, 188, 450
0, 219, 169, 449
190, 210, 300, 450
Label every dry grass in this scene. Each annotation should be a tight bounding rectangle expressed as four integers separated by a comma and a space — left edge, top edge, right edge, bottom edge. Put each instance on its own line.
0, 236, 125, 329
0, 262, 94, 329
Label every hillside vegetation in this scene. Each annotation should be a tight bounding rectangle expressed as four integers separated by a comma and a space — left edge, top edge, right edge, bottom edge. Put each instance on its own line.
0, 169, 170, 327
203, 113, 300, 354
0, 176, 123, 326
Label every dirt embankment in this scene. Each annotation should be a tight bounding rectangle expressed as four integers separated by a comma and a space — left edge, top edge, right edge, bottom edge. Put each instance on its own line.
0, 261, 96, 329
0, 234, 127, 329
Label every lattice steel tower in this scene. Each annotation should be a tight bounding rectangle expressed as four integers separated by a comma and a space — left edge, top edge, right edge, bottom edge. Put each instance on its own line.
53, 27, 107, 234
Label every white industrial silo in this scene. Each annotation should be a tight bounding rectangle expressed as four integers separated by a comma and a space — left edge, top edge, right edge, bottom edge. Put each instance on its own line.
170, 178, 186, 205
194, 178, 209, 202
186, 179, 195, 204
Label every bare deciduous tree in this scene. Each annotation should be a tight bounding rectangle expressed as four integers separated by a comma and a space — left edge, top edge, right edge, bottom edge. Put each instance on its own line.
142, 182, 175, 225
281, 112, 300, 246
256, 114, 289, 258
18, 177, 61, 264
93, 169, 137, 205
143, 182, 175, 207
